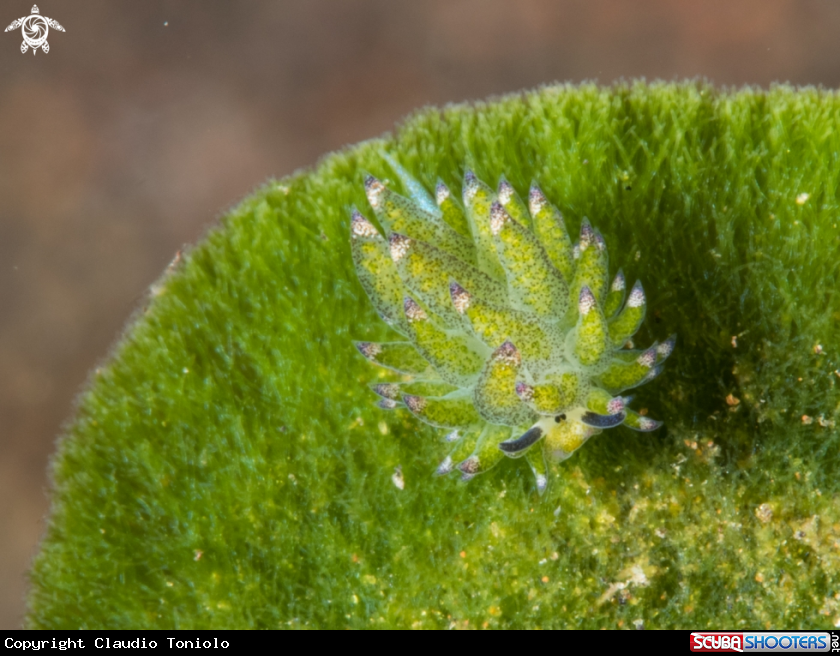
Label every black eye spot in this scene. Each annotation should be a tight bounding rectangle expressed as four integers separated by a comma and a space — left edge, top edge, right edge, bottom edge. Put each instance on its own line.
554, 413, 566, 423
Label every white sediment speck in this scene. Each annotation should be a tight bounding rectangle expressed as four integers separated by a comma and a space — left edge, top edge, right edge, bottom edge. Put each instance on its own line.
391, 466, 405, 490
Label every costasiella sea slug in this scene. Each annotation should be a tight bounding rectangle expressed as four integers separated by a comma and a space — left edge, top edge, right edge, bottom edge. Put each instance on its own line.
350, 158, 674, 494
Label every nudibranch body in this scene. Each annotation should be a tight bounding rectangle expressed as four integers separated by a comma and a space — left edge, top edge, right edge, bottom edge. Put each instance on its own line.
350, 159, 673, 494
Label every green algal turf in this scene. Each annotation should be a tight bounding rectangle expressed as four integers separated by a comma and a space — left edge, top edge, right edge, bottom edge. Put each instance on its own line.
27, 81, 840, 629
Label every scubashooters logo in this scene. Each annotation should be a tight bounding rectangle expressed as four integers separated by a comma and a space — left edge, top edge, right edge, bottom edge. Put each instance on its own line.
690, 632, 833, 653
692, 634, 745, 652
4, 5, 64, 54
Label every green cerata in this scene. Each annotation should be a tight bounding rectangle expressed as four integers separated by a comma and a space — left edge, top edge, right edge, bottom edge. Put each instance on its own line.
350, 156, 674, 494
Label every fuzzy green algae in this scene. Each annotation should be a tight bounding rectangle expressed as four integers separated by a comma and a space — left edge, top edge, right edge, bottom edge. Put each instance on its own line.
27, 82, 840, 628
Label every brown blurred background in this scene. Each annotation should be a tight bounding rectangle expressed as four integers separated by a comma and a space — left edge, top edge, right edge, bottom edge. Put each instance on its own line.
3, 0, 840, 628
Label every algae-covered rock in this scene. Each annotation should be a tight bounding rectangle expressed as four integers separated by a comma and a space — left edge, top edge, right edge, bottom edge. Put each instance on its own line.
27, 82, 840, 628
